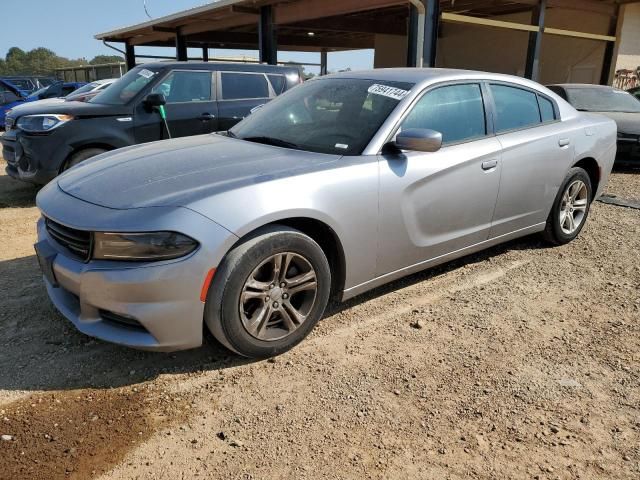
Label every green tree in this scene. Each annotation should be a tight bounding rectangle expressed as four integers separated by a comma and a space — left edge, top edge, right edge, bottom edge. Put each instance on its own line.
90, 55, 124, 65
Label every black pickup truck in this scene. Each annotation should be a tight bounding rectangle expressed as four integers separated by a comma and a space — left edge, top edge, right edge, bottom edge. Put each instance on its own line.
2, 62, 302, 184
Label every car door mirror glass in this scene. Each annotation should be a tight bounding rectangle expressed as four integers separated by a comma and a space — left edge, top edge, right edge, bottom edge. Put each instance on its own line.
394, 128, 443, 152
144, 93, 167, 108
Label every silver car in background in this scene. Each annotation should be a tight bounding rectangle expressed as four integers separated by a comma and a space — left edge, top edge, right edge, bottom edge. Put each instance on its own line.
35, 69, 617, 358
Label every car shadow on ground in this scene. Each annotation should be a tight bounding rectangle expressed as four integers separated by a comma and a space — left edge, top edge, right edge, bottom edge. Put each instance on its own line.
0, 235, 549, 393
0, 173, 38, 208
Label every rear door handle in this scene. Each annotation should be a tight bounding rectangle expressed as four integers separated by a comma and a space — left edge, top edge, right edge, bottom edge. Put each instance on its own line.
481, 159, 498, 170
200, 113, 215, 120
559, 138, 570, 147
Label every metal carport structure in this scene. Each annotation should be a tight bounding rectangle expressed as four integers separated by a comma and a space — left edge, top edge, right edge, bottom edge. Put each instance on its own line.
95, 0, 639, 85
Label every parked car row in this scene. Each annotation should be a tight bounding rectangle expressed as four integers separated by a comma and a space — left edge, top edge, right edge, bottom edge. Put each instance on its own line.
26, 66, 617, 358
2, 62, 302, 184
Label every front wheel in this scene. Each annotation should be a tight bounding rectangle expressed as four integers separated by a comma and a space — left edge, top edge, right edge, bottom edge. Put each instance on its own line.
543, 167, 592, 245
205, 225, 331, 358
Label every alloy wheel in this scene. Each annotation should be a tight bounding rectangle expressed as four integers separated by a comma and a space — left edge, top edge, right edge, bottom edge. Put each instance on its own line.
239, 252, 318, 341
559, 179, 588, 235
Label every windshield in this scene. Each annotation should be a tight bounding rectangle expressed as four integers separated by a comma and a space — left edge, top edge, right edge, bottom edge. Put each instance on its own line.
229, 78, 414, 155
566, 87, 640, 113
67, 82, 98, 97
90, 67, 161, 105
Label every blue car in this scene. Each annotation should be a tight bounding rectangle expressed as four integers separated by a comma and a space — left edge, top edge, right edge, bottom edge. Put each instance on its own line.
0, 79, 27, 130
0, 80, 86, 129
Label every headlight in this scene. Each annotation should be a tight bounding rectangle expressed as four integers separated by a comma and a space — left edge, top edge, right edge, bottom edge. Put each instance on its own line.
16, 114, 74, 133
93, 232, 198, 261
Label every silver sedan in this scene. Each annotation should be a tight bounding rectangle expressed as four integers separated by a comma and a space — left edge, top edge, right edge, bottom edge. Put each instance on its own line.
35, 69, 617, 358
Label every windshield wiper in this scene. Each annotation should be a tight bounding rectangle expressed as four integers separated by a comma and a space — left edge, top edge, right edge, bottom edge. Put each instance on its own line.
241, 136, 301, 150
225, 130, 236, 138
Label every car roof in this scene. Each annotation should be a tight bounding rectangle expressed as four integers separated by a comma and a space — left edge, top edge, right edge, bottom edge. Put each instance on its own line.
137, 61, 301, 74
547, 83, 616, 90
324, 68, 556, 92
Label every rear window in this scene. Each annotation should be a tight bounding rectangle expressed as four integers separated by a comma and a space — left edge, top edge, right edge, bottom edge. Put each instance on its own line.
490, 84, 541, 132
221, 72, 270, 100
267, 74, 286, 94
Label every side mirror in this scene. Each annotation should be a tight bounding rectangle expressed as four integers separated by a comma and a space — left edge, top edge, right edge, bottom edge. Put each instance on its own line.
144, 93, 166, 108
394, 128, 442, 153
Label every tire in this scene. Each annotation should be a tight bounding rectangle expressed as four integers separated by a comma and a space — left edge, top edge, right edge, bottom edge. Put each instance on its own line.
63, 148, 108, 171
543, 167, 593, 245
205, 225, 331, 359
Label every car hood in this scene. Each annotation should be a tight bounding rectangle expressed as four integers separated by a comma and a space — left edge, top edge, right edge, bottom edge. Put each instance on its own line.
591, 111, 640, 135
8, 99, 130, 119
57, 134, 342, 210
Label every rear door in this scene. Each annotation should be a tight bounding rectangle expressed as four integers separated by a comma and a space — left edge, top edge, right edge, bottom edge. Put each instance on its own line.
487, 83, 574, 237
216, 71, 274, 131
377, 82, 502, 276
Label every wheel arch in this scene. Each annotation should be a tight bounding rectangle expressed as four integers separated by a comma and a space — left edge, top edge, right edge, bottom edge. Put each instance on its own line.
60, 143, 117, 172
228, 216, 347, 303
572, 157, 600, 200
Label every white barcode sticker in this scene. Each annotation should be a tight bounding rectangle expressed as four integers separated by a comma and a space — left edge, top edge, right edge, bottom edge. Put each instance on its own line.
367, 84, 410, 100
138, 69, 155, 79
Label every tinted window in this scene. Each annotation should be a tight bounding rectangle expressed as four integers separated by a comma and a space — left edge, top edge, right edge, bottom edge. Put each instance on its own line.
268, 74, 286, 94
564, 87, 640, 113
62, 86, 77, 96
491, 84, 541, 132
221, 73, 270, 100
0, 91, 20, 105
401, 83, 486, 144
153, 71, 212, 103
539, 96, 555, 122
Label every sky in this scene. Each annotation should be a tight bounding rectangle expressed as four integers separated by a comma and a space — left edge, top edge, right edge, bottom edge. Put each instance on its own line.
1, 0, 374, 74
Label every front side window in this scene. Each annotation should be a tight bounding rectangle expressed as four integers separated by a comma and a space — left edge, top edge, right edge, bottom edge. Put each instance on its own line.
221, 72, 270, 100
229, 78, 414, 155
401, 83, 486, 144
152, 71, 212, 103
491, 84, 541, 132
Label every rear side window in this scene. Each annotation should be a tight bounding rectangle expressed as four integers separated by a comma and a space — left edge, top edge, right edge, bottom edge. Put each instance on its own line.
221, 72, 270, 100
538, 96, 556, 122
267, 74, 286, 94
401, 83, 486, 144
490, 84, 541, 132
153, 71, 212, 103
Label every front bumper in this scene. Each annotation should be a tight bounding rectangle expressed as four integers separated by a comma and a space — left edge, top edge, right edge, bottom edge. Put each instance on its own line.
35, 189, 239, 352
616, 138, 640, 164
2, 128, 71, 185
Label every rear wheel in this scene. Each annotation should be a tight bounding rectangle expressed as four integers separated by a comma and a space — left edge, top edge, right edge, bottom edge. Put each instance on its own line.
205, 225, 331, 358
63, 148, 107, 171
543, 167, 592, 245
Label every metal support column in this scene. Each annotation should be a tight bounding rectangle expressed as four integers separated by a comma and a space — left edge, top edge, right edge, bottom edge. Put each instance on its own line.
202, 47, 209, 62
600, 6, 620, 85
524, 0, 546, 81
176, 30, 188, 61
407, 0, 439, 68
320, 49, 328, 75
125, 42, 136, 71
259, 5, 277, 65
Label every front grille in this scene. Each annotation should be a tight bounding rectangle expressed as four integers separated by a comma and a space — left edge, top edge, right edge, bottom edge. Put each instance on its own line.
45, 218, 92, 261
99, 310, 147, 332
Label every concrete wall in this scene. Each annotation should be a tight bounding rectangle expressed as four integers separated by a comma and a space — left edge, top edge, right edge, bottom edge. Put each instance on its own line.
436, 9, 610, 84
615, 3, 640, 72
373, 34, 407, 68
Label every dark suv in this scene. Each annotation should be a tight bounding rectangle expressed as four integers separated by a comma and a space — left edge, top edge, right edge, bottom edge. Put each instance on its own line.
2, 62, 302, 184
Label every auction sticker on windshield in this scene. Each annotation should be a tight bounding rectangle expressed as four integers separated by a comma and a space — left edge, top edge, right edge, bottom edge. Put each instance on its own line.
367, 84, 410, 100
138, 69, 155, 79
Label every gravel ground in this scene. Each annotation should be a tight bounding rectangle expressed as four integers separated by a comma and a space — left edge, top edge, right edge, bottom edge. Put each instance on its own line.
0, 162, 638, 479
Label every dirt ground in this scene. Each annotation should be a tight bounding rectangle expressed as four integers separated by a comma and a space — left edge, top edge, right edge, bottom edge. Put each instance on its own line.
0, 161, 638, 480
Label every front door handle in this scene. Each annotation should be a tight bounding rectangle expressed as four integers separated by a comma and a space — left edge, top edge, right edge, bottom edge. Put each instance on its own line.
200, 113, 215, 121
559, 138, 570, 147
481, 159, 498, 170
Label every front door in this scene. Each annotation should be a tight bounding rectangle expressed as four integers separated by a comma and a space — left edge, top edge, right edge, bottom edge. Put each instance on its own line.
377, 82, 502, 276
135, 69, 218, 142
